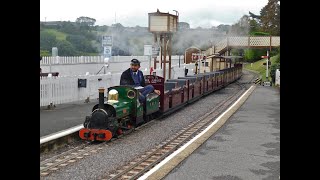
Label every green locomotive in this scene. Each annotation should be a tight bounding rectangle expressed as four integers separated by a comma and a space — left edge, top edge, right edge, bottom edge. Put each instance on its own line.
79, 85, 159, 141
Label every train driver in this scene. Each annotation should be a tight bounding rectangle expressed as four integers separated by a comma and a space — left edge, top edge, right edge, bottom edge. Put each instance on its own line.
120, 59, 161, 102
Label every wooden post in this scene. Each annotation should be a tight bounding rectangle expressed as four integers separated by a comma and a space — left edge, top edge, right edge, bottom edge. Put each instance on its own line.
154, 33, 157, 69
163, 35, 167, 80
168, 34, 172, 79
212, 57, 217, 71
160, 35, 163, 69
225, 58, 227, 69
227, 37, 229, 57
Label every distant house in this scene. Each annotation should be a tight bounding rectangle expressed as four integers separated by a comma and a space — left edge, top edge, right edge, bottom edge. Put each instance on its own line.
40, 21, 62, 27
40, 21, 76, 27
184, 46, 206, 64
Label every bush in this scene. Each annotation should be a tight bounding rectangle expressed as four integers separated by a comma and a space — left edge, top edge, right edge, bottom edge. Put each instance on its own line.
231, 49, 244, 56
40, 31, 57, 51
250, 31, 270, 36
66, 35, 97, 53
56, 40, 78, 56
244, 49, 266, 62
270, 46, 280, 57
40, 50, 50, 56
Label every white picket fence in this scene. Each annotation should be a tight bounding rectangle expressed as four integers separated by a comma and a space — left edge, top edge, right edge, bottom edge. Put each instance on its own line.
40, 74, 113, 107
40, 55, 184, 65
40, 64, 195, 107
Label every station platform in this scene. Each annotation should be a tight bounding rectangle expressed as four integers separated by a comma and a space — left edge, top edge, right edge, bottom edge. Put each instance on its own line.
162, 86, 280, 179
40, 100, 98, 137
138, 85, 280, 180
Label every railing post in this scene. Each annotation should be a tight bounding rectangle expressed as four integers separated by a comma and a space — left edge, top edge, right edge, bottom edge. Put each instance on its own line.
227, 37, 229, 53
49, 77, 53, 107
270, 36, 272, 52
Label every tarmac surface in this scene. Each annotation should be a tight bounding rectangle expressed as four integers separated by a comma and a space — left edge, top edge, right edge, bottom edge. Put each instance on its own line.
164, 86, 280, 180
40, 100, 98, 137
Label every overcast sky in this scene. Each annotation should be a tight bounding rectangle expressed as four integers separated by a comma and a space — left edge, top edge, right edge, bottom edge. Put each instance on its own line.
40, 0, 268, 28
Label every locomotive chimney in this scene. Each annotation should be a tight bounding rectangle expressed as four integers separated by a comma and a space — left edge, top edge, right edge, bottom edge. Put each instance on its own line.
98, 88, 105, 109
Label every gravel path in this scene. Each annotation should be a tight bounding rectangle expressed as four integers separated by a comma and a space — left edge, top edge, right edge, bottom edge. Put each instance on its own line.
41, 70, 255, 180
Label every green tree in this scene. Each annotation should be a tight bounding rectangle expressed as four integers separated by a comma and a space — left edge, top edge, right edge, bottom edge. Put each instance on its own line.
56, 40, 78, 56
270, 46, 280, 57
40, 31, 57, 51
249, 19, 261, 33
260, 0, 280, 35
231, 49, 244, 56
59, 21, 78, 34
178, 22, 190, 30
76, 16, 96, 26
97, 25, 109, 32
76, 16, 96, 32
83, 32, 96, 41
217, 24, 230, 33
229, 15, 250, 35
244, 49, 266, 62
66, 35, 96, 53
112, 23, 125, 32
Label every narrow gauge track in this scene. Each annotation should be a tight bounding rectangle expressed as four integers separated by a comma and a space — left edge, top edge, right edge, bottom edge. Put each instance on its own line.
40, 124, 147, 176
102, 81, 252, 180
40, 70, 257, 178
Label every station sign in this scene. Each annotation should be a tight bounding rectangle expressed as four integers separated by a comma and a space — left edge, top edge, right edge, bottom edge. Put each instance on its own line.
102, 36, 113, 46
144, 45, 152, 56
104, 46, 112, 57
152, 43, 160, 58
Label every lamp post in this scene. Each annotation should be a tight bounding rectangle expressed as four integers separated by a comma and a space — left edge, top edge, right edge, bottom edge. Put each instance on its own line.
198, 49, 201, 73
